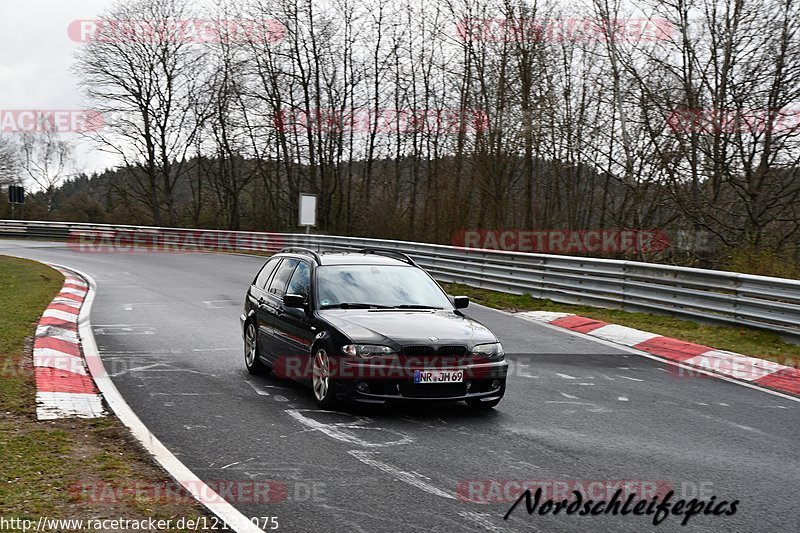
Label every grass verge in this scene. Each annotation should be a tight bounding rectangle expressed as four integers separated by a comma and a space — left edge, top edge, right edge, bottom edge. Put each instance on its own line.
0, 255, 207, 528
442, 282, 800, 368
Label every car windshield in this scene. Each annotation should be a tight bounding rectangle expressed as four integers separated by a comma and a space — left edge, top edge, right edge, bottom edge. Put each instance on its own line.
316, 265, 452, 309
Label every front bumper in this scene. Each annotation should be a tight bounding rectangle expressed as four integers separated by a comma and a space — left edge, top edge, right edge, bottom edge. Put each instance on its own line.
333, 360, 508, 403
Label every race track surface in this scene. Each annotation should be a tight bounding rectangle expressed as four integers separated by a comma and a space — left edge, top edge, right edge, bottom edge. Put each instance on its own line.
3, 239, 798, 533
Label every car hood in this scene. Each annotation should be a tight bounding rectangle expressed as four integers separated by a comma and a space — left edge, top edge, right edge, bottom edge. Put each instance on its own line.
317, 309, 497, 347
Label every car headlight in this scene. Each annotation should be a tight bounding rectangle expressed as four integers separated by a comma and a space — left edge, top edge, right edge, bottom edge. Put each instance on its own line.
470, 342, 504, 360
341, 344, 398, 359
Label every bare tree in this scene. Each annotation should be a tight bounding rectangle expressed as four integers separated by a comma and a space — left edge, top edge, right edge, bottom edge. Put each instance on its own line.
0, 135, 19, 187
59, 0, 800, 272
74, 0, 210, 226
20, 129, 74, 212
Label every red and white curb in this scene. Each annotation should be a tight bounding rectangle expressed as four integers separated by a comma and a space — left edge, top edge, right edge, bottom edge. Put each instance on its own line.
517, 311, 800, 396
34, 265, 105, 420
43, 264, 263, 533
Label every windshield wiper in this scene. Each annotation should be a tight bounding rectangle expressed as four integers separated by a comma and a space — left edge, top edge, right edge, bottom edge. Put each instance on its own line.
322, 302, 393, 309
392, 304, 443, 309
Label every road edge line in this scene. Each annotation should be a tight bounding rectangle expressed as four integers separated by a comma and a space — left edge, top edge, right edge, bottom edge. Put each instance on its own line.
45, 262, 264, 533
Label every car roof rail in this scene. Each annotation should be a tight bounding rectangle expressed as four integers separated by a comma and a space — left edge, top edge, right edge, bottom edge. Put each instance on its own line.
278, 247, 322, 263
356, 248, 418, 267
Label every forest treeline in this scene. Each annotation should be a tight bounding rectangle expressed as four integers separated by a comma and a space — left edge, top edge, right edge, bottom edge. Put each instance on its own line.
1, 0, 798, 277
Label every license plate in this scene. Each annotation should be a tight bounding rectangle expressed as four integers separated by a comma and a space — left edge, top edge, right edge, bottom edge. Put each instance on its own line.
413, 369, 464, 384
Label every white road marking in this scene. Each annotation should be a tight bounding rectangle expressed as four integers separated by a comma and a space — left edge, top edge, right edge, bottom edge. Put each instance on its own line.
151, 392, 221, 396
94, 326, 156, 335
545, 401, 611, 413
517, 311, 572, 322
348, 450, 455, 500
49, 297, 81, 308
220, 458, 254, 470
587, 324, 660, 346
43, 308, 78, 321
52, 264, 263, 533
616, 375, 644, 382
36, 326, 78, 344
287, 409, 413, 447
109, 362, 165, 377
203, 300, 239, 309
685, 351, 782, 381
560, 392, 579, 399
618, 396, 629, 402
244, 381, 270, 396
33, 350, 87, 374
123, 302, 165, 311
273, 395, 289, 402
555, 372, 577, 380
457, 511, 506, 533
36, 392, 104, 419
59, 287, 86, 297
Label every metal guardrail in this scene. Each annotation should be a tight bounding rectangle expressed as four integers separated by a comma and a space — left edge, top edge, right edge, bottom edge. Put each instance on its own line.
2, 219, 800, 341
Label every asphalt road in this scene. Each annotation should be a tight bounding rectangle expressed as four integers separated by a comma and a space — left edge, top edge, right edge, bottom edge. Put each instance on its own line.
3, 239, 799, 533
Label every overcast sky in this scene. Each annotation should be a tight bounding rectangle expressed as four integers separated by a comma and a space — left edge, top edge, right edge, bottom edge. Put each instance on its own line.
1, 1, 116, 175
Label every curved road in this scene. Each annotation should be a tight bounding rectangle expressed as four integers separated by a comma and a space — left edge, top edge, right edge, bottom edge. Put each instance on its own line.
2, 239, 799, 533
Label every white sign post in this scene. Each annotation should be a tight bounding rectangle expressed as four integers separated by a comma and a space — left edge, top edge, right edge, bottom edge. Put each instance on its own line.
299, 193, 317, 234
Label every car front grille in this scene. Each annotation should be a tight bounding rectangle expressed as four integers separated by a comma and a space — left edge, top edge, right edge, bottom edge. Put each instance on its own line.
402, 345, 436, 357
437, 345, 467, 357
401, 345, 467, 366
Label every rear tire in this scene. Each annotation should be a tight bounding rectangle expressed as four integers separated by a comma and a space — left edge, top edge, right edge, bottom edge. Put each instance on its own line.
312, 346, 338, 409
244, 321, 270, 375
466, 397, 502, 410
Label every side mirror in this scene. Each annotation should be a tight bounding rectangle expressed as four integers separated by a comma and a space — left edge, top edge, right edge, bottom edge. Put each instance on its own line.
453, 296, 469, 309
283, 293, 305, 308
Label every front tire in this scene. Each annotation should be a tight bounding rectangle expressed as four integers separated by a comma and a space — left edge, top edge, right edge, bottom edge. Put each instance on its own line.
312, 347, 338, 409
244, 321, 269, 375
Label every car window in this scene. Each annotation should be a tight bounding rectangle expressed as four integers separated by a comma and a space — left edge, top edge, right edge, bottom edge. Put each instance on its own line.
254, 257, 281, 289
268, 258, 299, 296
286, 261, 311, 300
316, 265, 452, 309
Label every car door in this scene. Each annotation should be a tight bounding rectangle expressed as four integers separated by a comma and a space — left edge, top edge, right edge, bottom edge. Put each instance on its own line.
262, 258, 299, 364
273, 261, 315, 380
250, 257, 281, 360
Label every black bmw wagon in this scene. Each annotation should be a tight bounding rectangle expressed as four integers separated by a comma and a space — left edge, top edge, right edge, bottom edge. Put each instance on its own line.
240, 247, 508, 409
